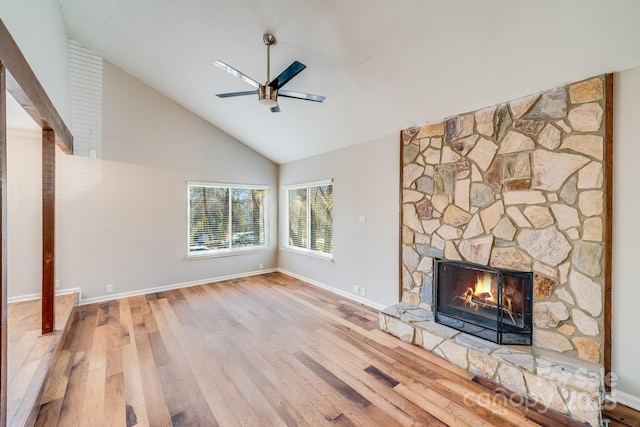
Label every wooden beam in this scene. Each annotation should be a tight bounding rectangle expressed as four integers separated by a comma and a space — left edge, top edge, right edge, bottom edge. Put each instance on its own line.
42, 128, 55, 334
0, 60, 8, 427
0, 20, 72, 423
0, 19, 73, 154
604, 73, 614, 391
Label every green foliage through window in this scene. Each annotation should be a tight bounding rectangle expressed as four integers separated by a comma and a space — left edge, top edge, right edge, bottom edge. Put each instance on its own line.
286, 182, 332, 255
188, 183, 266, 254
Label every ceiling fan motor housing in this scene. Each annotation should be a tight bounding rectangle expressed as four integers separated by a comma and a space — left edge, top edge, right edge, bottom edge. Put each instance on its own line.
258, 85, 278, 107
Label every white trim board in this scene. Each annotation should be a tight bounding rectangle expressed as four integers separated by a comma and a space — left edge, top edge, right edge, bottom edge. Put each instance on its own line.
8, 287, 82, 304
78, 269, 278, 305
277, 268, 386, 311
80, 269, 385, 310
609, 389, 640, 412
9, 270, 385, 314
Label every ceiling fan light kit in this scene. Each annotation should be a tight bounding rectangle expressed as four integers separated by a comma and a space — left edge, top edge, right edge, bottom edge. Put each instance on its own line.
213, 33, 325, 112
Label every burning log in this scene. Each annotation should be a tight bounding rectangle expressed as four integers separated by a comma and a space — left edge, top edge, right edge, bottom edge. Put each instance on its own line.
457, 287, 517, 324
477, 292, 494, 303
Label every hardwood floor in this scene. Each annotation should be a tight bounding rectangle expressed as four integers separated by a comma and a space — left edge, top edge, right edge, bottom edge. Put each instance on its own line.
603, 403, 640, 427
34, 273, 594, 426
7, 293, 78, 427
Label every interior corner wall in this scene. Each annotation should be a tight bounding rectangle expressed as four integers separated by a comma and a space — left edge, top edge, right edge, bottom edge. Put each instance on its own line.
0, 0, 71, 123
278, 134, 400, 308
612, 66, 640, 404
7, 60, 278, 300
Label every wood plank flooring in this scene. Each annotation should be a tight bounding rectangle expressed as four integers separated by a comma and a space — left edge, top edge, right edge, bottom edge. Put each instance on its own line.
603, 403, 640, 427
7, 293, 78, 427
32, 273, 623, 426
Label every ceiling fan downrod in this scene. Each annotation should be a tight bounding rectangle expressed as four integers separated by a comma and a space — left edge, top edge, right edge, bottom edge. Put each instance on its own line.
259, 33, 278, 107
263, 33, 276, 84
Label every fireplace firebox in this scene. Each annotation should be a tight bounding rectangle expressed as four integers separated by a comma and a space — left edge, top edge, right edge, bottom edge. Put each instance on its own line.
433, 259, 533, 345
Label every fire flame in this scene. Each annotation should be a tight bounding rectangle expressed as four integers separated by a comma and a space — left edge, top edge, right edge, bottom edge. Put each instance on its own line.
475, 272, 495, 301
462, 272, 496, 311
460, 272, 515, 315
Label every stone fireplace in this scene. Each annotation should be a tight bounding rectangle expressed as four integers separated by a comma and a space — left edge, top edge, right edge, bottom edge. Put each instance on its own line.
380, 75, 609, 426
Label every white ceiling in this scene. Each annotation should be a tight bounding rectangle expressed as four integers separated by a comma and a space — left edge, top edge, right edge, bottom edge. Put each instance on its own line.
56, 0, 640, 164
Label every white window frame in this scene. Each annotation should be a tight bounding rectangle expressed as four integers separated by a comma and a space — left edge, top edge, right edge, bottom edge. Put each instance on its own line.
187, 181, 269, 259
282, 179, 333, 260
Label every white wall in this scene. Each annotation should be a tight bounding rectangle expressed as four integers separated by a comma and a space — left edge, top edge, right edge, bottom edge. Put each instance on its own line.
0, 0, 71, 124
278, 134, 399, 308
7, 131, 43, 297
7, 61, 278, 300
612, 67, 640, 406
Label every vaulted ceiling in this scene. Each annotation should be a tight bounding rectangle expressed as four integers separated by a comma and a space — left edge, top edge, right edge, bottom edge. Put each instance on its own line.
57, 0, 640, 164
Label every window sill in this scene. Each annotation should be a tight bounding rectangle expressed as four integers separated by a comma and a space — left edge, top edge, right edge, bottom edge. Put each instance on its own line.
186, 246, 270, 260
280, 246, 334, 262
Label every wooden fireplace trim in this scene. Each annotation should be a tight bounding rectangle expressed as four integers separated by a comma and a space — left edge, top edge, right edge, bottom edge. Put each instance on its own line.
604, 72, 613, 390
398, 131, 404, 302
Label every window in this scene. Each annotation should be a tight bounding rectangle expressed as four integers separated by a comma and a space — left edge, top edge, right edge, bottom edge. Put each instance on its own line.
188, 183, 267, 256
285, 180, 333, 257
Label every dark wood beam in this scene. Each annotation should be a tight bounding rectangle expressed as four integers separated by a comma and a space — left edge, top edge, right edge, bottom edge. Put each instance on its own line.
0, 19, 73, 423
604, 73, 614, 391
42, 128, 55, 334
0, 19, 73, 154
0, 60, 8, 427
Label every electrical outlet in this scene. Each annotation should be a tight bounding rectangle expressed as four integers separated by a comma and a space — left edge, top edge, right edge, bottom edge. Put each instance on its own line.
352, 285, 359, 294
359, 216, 366, 222
359, 287, 366, 297
54, 279, 61, 289
259, 262, 264, 269
106, 284, 113, 293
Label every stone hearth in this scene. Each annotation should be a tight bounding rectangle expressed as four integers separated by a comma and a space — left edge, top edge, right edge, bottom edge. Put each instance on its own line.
383, 75, 609, 426
380, 304, 602, 426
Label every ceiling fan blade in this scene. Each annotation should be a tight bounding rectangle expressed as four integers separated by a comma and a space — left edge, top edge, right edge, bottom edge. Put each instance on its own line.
269, 61, 306, 89
212, 60, 260, 89
279, 90, 325, 103
270, 104, 281, 113
216, 90, 258, 98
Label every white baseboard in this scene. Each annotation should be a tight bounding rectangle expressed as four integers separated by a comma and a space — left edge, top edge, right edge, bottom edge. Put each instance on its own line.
277, 268, 386, 311
8, 287, 82, 304
609, 389, 640, 411
8, 269, 386, 313
78, 268, 278, 305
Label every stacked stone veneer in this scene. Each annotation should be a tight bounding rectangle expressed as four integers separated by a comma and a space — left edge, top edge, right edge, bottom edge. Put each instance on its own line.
381, 75, 608, 426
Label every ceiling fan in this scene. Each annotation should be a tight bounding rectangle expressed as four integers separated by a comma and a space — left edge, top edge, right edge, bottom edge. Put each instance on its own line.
213, 33, 325, 113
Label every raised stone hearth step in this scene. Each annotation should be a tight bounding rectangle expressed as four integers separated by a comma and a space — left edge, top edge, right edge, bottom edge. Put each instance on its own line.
379, 303, 603, 427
